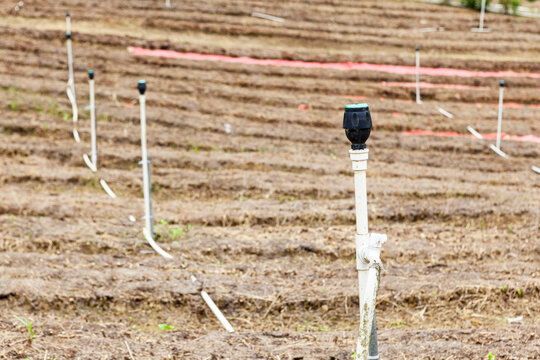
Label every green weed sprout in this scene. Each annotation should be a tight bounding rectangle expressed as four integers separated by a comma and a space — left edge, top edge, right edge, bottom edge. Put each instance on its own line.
488, 353, 495, 360
14, 315, 36, 339
158, 323, 174, 331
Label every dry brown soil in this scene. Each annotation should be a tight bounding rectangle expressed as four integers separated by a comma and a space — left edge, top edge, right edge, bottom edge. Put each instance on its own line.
0, 0, 539, 359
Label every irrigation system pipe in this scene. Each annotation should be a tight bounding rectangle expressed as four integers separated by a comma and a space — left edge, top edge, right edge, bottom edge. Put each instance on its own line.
490, 80, 508, 158
89, 70, 97, 168
343, 104, 386, 360
415, 46, 422, 104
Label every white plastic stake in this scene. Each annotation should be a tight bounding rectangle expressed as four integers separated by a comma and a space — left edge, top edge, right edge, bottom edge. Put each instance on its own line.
490, 143, 509, 158
415, 46, 422, 105
467, 126, 483, 139
496, 80, 504, 149
165, 0, 171, 7
88, 70, 97, 169
532, 165, 540, 174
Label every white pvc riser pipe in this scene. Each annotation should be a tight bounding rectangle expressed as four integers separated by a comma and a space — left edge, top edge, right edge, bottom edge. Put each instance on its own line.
139, 92, 152, 237
66, 37, 75, 100
89, 73, 97, 168
415, 48, 421, 105
496, 84, 504, 149
350, 148, 386, 360
479, 0, 486, 30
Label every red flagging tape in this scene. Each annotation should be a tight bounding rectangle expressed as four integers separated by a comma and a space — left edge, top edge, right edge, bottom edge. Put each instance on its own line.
379, 81, 488, 90
128, 47, 540, 79
403, 130, 540, 144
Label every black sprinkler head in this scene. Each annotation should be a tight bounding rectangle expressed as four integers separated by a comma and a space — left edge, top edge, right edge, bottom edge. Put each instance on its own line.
138, 80, 146, 95
500, 80, 504, 87
66, 11, 70, 17
66, 32, 71, 39
416, 45, 420, 51
88, 70, 94, 80
343, 103, 372, 150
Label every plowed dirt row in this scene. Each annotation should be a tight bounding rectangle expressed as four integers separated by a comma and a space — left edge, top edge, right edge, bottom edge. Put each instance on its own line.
0, 0, 538, 359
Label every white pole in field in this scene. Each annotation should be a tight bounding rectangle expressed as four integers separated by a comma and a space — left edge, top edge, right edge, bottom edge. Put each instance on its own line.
138, 80, 154, 238
496, 80, 504, 149
66, 12, 76, 100
479, 0, 486, 31
165, 0, 171, 7
89, 70, 97, 168
415, 46, 421, 105
343, 104, 386, 360
472, 0, 490, 32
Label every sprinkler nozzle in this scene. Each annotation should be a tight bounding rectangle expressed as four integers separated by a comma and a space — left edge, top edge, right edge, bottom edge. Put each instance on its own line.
343, 103, 372, 150
500, 80, 505, 87
66, 32, 71, 39
416, 45, 420, 51
138, 80, 146, 95
88, 70, 94, 80
66, 11, 70, 17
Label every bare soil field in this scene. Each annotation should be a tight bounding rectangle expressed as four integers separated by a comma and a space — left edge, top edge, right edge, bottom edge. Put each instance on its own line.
0, 0, 539, 359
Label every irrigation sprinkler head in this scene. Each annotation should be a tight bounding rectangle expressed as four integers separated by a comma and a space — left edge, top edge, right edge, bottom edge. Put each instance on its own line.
66, 32, 71, 39
66, 11, 70, 17
343, 103, 372, 150
500, 80, 505, 87
138, 80, 146, 95
88, 70, 94, 80
416, 45, 420, 51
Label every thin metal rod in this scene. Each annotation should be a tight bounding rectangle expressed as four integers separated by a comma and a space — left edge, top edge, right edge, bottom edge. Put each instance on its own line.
496, 85, 504, 149
89, 77, 97, 168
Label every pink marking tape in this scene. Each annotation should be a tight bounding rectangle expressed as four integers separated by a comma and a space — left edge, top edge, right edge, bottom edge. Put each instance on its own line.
128, 47, 540, 79
403, 130, 540, 144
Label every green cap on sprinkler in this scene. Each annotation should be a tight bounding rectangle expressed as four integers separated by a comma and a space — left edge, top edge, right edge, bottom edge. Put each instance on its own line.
88, 70, 94, 80
66, 32, 71, 39
66, 11, 70, 17
343, 103, 372, 150
500, 80, 504, 87
416, 45, 420, 51
138, 80, 146, 95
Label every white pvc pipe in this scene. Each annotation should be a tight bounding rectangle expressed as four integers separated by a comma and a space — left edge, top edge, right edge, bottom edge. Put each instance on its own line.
355, 265, 381, 360
437, 107, 453, 119
467, 126, 483, 139
191, 275, 235, 333
72, 128, 81, 143
89, 72, 97, 168
532, 165, 540, 174
496, 83, 504, 149
66, 38, 75, 100
479, 0, 486, 31
490, 143, 509, 159
200, 291, 235, 332
415, 47, 421, 105
139, 91, 152, 237
83, 153, 97, 172
66, 87, 78, 123
66, 12, 71, 34
99, 179, 117, 198
143, 227, 173, 259
165, 0, 171, 7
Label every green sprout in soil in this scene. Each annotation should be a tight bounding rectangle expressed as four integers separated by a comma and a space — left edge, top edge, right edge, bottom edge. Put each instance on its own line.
488, 353, 495, 360
157, 219, 192, 241
9, 100, 17, 111
392, 320, 407, 329
13, 315, 36, 339
158, 323, 174, 331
